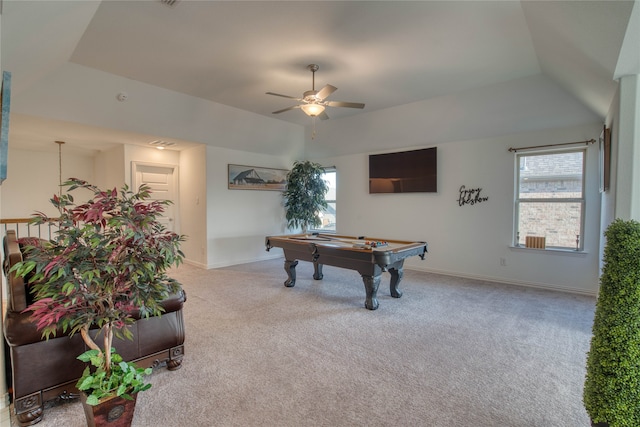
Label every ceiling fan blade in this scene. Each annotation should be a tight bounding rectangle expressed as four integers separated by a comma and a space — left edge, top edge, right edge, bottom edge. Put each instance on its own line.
316, 84, 337, 101
266, 92, 302, 101
326, 101, 365, 109
272, 105, 300, 114
318, 111, 329, 121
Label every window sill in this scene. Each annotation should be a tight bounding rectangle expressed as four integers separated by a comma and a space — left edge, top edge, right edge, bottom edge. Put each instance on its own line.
509, 245, 588, 256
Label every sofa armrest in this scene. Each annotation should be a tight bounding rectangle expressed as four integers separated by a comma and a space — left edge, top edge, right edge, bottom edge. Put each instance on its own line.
160, 289, 187, 313
131, 289, 186, 320
3, 230, 28, 312
3, 309, 48, 347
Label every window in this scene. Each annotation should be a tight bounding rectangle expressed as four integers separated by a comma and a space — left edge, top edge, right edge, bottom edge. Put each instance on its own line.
316, 168, 336, 232
514, 149, 585, 250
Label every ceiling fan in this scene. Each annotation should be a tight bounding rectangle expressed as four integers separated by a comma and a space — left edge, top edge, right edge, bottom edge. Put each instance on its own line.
266, 64, 365, 120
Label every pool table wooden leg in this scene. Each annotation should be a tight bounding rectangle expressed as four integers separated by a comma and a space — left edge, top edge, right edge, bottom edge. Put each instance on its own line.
284, 260, 298, 287
389, 267, 404, 298
361, 274, 381, 310
313, 262, 323, 280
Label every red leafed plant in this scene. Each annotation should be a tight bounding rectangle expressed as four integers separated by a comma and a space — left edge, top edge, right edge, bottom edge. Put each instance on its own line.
11, 178, 185, 404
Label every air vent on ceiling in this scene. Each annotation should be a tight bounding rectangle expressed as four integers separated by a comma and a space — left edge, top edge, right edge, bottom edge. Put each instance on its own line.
159, 0, 180, 7
149, 140, 176, 149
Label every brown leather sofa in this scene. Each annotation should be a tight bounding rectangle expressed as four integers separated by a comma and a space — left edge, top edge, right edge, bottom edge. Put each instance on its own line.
2, 230, 186, 426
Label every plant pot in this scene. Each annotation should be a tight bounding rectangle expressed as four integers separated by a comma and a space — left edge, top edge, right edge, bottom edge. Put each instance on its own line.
80, 392, 138, 427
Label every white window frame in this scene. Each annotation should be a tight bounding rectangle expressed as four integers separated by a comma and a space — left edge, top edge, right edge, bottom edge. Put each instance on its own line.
310, 167, 337, 233
513, 148, 586, 251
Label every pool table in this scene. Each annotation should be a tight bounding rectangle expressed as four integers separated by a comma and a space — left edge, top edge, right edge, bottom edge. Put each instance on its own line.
265, 233, 428, 310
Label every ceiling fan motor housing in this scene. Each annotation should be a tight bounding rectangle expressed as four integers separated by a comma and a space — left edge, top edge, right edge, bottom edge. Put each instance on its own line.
266, 63, 364, 118
303, 90, 320, 103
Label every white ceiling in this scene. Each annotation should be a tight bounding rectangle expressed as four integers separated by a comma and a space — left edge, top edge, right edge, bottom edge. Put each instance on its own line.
2, 0, 638, 153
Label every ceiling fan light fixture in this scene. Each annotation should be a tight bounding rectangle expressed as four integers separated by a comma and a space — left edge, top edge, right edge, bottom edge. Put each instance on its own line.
267, 63, 364, 121
300, 103, 325, 117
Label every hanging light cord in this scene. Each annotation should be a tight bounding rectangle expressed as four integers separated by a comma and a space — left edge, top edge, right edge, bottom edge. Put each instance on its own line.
55, 141, 65, 197
311, 117, 317, 140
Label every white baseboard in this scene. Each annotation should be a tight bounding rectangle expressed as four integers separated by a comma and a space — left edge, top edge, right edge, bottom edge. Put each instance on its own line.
205, 253, 283, 270
182, 255, 597, 296
1, 393, 10, 427
407, 265, 598, 297
182, 254, 283, 270
182, 258, 209, 269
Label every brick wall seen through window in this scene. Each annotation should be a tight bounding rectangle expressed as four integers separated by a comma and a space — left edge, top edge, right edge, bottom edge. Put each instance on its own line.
515, 150, 585, 250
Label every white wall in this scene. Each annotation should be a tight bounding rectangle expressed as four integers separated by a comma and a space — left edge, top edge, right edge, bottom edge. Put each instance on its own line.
1, 141, 300, 270
614, 74, 640, 220
12, 62, 303, 157
304, 74, 602, 158
1, 147, 94, 218
179, 145, 207, 267
205, 145, 295, 268
7, 61, 307, 268
600, 86, 620, 270
1, 144, 185, 219
0, 13, 8, 424
4, 37, 612, 292
312, 123, 603, 294
94, 145, 125, 190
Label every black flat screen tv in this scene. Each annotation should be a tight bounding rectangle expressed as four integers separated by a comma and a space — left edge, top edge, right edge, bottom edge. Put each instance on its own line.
369, 147, 437, 193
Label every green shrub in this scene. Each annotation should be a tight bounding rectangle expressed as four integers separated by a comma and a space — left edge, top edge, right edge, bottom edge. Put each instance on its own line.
283, 161, 328, 232
584, 218, 640, 426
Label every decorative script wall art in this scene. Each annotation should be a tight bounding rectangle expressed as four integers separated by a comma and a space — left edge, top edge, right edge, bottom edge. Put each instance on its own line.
458, 185, 488, 207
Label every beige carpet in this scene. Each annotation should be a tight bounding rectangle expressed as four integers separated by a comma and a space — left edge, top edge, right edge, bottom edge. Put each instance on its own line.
12, 258, 596, 426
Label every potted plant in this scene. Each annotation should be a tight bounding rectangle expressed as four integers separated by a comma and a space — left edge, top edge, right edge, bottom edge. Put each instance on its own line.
283, 160, 328, 233
583, 218, 640, 427
12, 178, 185, 426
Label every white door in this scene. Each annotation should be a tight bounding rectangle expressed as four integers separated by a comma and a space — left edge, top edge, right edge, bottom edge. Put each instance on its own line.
132, 163, 178, 232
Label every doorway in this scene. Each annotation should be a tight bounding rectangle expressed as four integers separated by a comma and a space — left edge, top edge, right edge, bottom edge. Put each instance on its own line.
132, 162, 179, 232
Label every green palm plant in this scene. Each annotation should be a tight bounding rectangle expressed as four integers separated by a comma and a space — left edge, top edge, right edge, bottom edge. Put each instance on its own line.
12, 178, 185, 405
283, 161, 328, 233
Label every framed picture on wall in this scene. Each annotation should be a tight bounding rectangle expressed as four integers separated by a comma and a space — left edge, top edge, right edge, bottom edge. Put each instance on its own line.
599, 125, 611, 193
228, 164, 288, 191
1, 71, 12, 184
